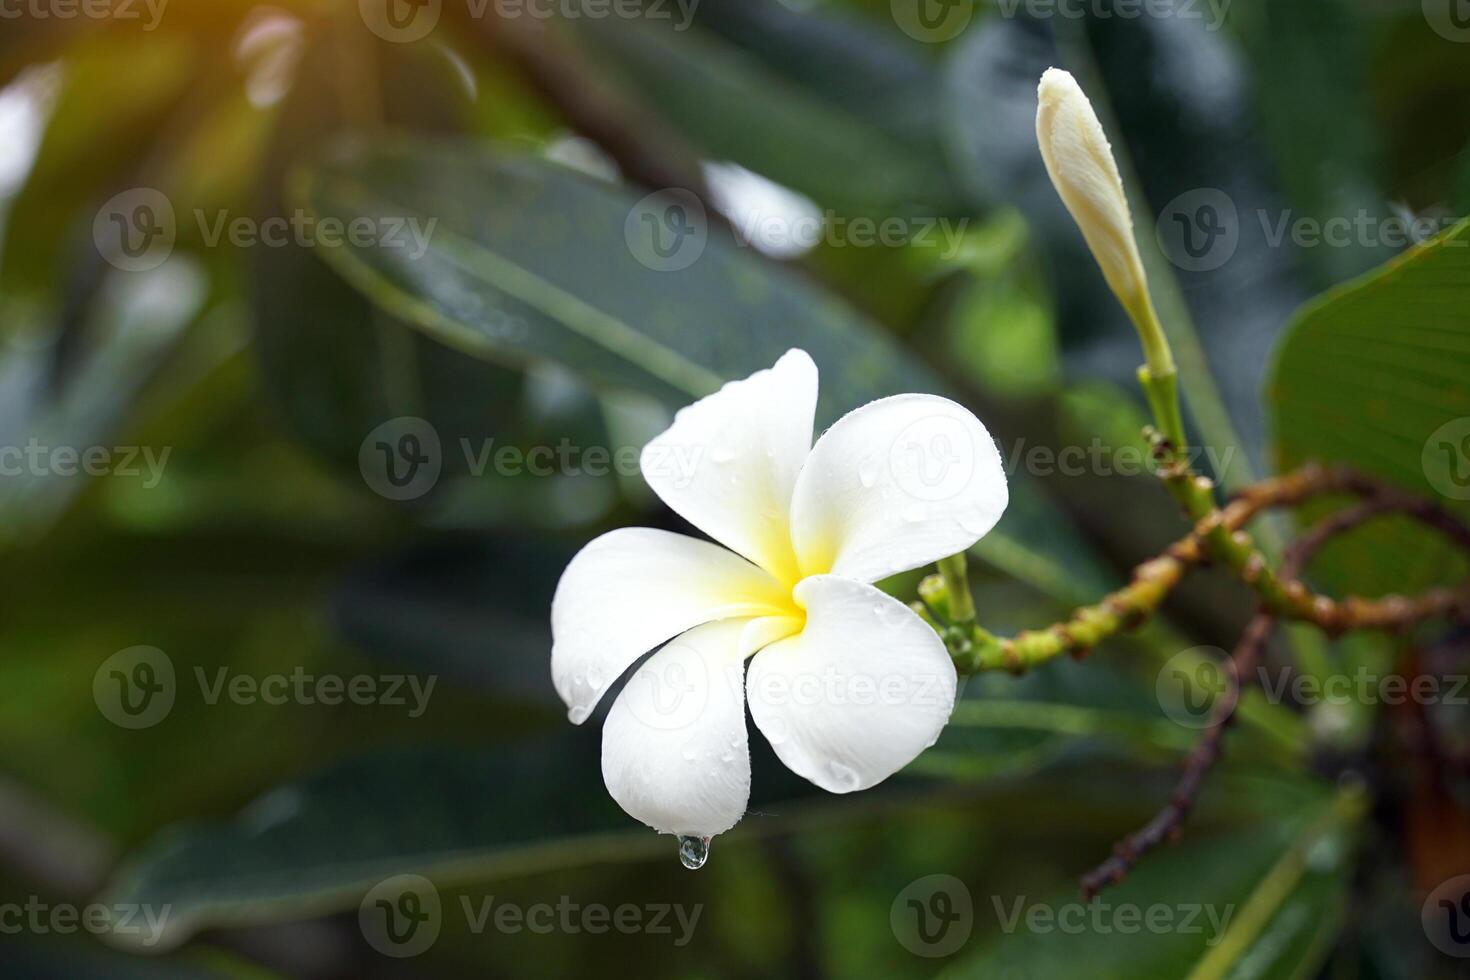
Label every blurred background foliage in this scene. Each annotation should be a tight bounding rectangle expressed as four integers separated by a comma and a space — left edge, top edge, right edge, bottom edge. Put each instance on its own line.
2, 0, 1470, 976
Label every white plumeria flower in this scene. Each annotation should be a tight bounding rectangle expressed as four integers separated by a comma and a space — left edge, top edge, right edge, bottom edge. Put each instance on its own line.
550, 349, 1008, 852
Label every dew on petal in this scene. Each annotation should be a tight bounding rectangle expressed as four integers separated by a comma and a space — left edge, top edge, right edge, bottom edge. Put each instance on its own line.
710, 446, 737, 463
958, 509, 995, 535
857, 457, 881, 489
678, 835, 710, 870
827, 761, 861, 791
680, 741, 699, 761
568, 705, 590, 725
901, 503, 926, 524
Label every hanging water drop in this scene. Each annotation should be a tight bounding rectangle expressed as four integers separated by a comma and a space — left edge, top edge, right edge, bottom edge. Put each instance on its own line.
677, 835, 710, 870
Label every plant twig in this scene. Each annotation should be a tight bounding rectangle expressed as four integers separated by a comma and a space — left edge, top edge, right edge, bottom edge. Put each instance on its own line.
1079, 612, 1275, 901
1078, 494, 1454, 899
959, 464, 1470, 674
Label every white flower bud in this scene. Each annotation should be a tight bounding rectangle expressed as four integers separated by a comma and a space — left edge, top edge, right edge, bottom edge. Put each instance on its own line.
1035, 67, 1163, 361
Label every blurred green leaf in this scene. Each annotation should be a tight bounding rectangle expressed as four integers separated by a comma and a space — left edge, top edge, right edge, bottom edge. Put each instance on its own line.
100, 736, 640, 950
572, 0, 963, 216
296, 138, 936, 422
941, 787, 1362, 980
332, 535, 570, 705
1269, 218, 1470, 594
252, 26, 525, 475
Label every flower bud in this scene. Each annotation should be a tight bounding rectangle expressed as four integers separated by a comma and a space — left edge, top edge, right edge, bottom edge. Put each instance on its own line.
1036, 68, 1171, 374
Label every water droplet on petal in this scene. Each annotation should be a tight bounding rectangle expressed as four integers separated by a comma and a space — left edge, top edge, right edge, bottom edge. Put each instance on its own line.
568, 705, 590, 725
680, 742, 698, 761
958, 509, 995, 535
901, 503, 925, 524
858, 458, 881, 489
827, 761, 861, 791
711, 446, 737, 463
678, 835, 710, 870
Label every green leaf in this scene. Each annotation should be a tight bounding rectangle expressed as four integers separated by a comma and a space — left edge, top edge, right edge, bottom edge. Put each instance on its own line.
571, 0, 962, 215
941, 787, 1363, 980
1269, 218, 1470, 594
253, 26, 525, 475
331, 535, 570, 705
296, 138, 939, 424
100, 736, 643, 950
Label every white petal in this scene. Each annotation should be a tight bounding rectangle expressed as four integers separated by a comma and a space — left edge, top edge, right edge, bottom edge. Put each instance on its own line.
552, 528, 791, 723
788, 394, 1008, 583
601, 619, 752, 837
639, 349, 817, 585
746, 576, 957, 793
